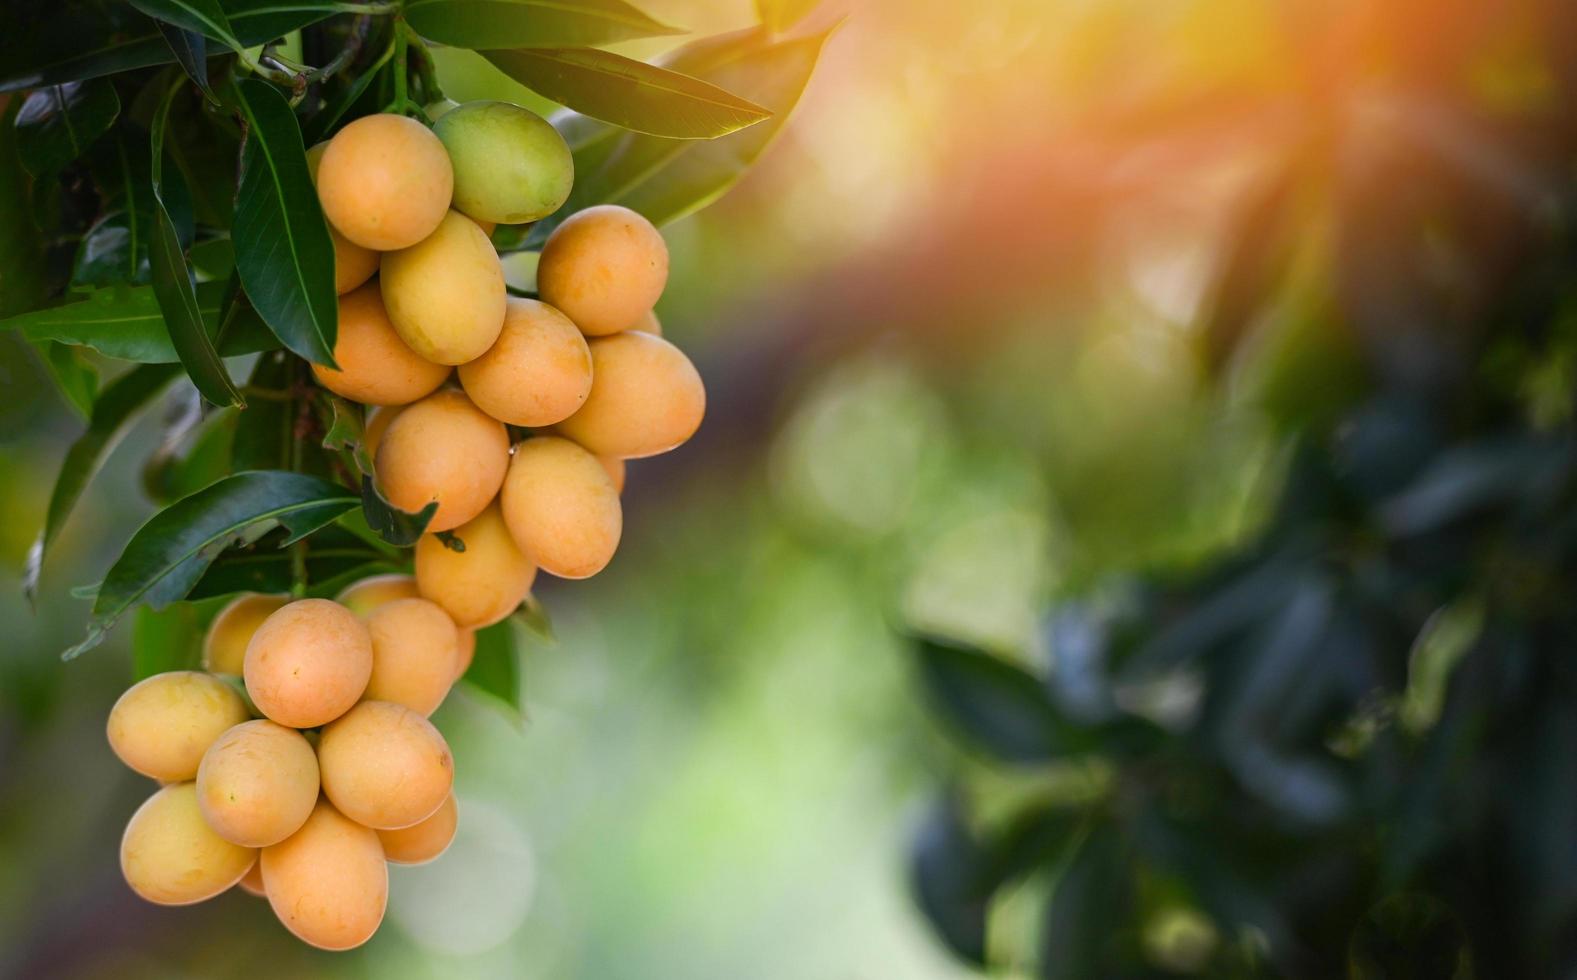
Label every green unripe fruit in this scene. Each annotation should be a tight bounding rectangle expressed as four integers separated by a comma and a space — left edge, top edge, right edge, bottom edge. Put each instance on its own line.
434, 101, 573, 225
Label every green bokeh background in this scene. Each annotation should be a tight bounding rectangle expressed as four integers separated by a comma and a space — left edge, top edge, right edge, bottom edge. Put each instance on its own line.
3, 0, 1564, 975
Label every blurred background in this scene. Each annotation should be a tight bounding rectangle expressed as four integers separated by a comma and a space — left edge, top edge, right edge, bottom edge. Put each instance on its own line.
4, 0, 1576, 976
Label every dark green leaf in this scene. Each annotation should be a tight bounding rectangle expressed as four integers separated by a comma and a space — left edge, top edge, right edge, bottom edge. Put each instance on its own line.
158, 23, 216, 102
128, 0, 244, 53
3, 279, 279, 362
529, 25, 832, 243
24, 363, 182, 603
483, 48, 770, 140
320, 394, 373, 475
1040, 830, 1136, 980
150, 83, 243, 407
64, 471, 359, 659
231, 350, 296, 472
1379, 438, 1564, 537
914, 635, 1074, 764
512, 592, 554, 643
14, 80, 121, 177
910, 793, 991, 966
31, 341, 100, 419
189, 238, 236, 280
0, 98, 49, 319
188, 525, 399, 599
406, 0, 683, 50
361, 477, 437, 547
226, 77, 338, 366
460, 619, 523, 721
143, 401, 237, 503
0, 0, 341, 92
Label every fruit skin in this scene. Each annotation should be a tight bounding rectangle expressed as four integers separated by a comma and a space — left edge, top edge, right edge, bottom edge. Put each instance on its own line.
538, 205, 669, 336
434, 101, 573, 225
318, 700, 454, 830
335, 572, 420, 618
556, 331, 706, 458
243, 599, 373, 729
364, 598, 460, 716
304, 143, 379, 294
499, 436, 622, 579
107, 671, 250, 782
629, 309, 662, 336
454, 628, 476, 681
312, 282, 452, 405
202, 593, 287, 675
597, 456, 626, 494
261, 798, 387, 951
457, 298, 592, 427
378, 792, 458, 865
121, 782, 256, 906
362, 406, 403, 459
375, 389, 510, 532
317, 113, 453, 251
238, 860, 266, 897
380, 210, 506, 365
414, 503, 537, 628
196, 720, 320, 847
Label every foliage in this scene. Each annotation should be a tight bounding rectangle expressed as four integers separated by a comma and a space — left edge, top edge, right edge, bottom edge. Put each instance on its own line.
0, 0, 833, 718
907, 1, 1577, 976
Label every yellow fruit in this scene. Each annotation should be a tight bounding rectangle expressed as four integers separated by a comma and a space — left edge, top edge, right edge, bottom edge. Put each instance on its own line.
311, 283, 451, 405
202, 593, 287, 675
261, 799, 387, 950
629, 309, 662, 336
304, 142, 379, 294
238, 860, 266, 897
454, 628, 476, 681
121, 782, 255, 905
317, 114, 453, 251
196, 720, 320, 847
597, 456, 626, 494
243, 599, 372, 729
107, 671, 250, 782
457, 298, 592, 427
380, 210, 506, 365
318, 700, 454, 830
364, 598, 460, 716
414, 503, 537, 628
537, 205, 668, 336
378, 792, 458, 865
557, 332, 705, 458
335, 572, 420, 618
375, 389, 509, 532
499, 436, 621, 579
363, 405, 403, 459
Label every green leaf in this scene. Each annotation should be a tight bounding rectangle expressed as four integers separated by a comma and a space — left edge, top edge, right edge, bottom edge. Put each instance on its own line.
755, 0, 820, 32
24, 363, 182, 603
31, 341, 100, 419
158, 23, 217, 102
188, 525, 399, 599
529, 25, 832, 243
64, 470, 359, 659
14, 80, 121, 177
230, 350, 295, 471
150, 83, 243, 407
0, 0, 342, 92
226, 77, 338, 366
128, 0, 245, 54
0, 98, 49, 319
483, 48, 770, 140
320, 393, 373, 475
143, 400, 237, 503
132, 602, 205, 679
406, 0, 683, 50
512, 592, 554, 643
461, 619, 523, 721
914, 635, 1075, 765
911, 793, 991, 966
1039, 830, 1136, 980
361, 477, 437, 547
1, 280, 278, 362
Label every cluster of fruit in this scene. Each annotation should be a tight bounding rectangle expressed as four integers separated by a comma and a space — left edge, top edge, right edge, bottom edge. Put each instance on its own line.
111, 575, 466, 949
309, 102, 706, 586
